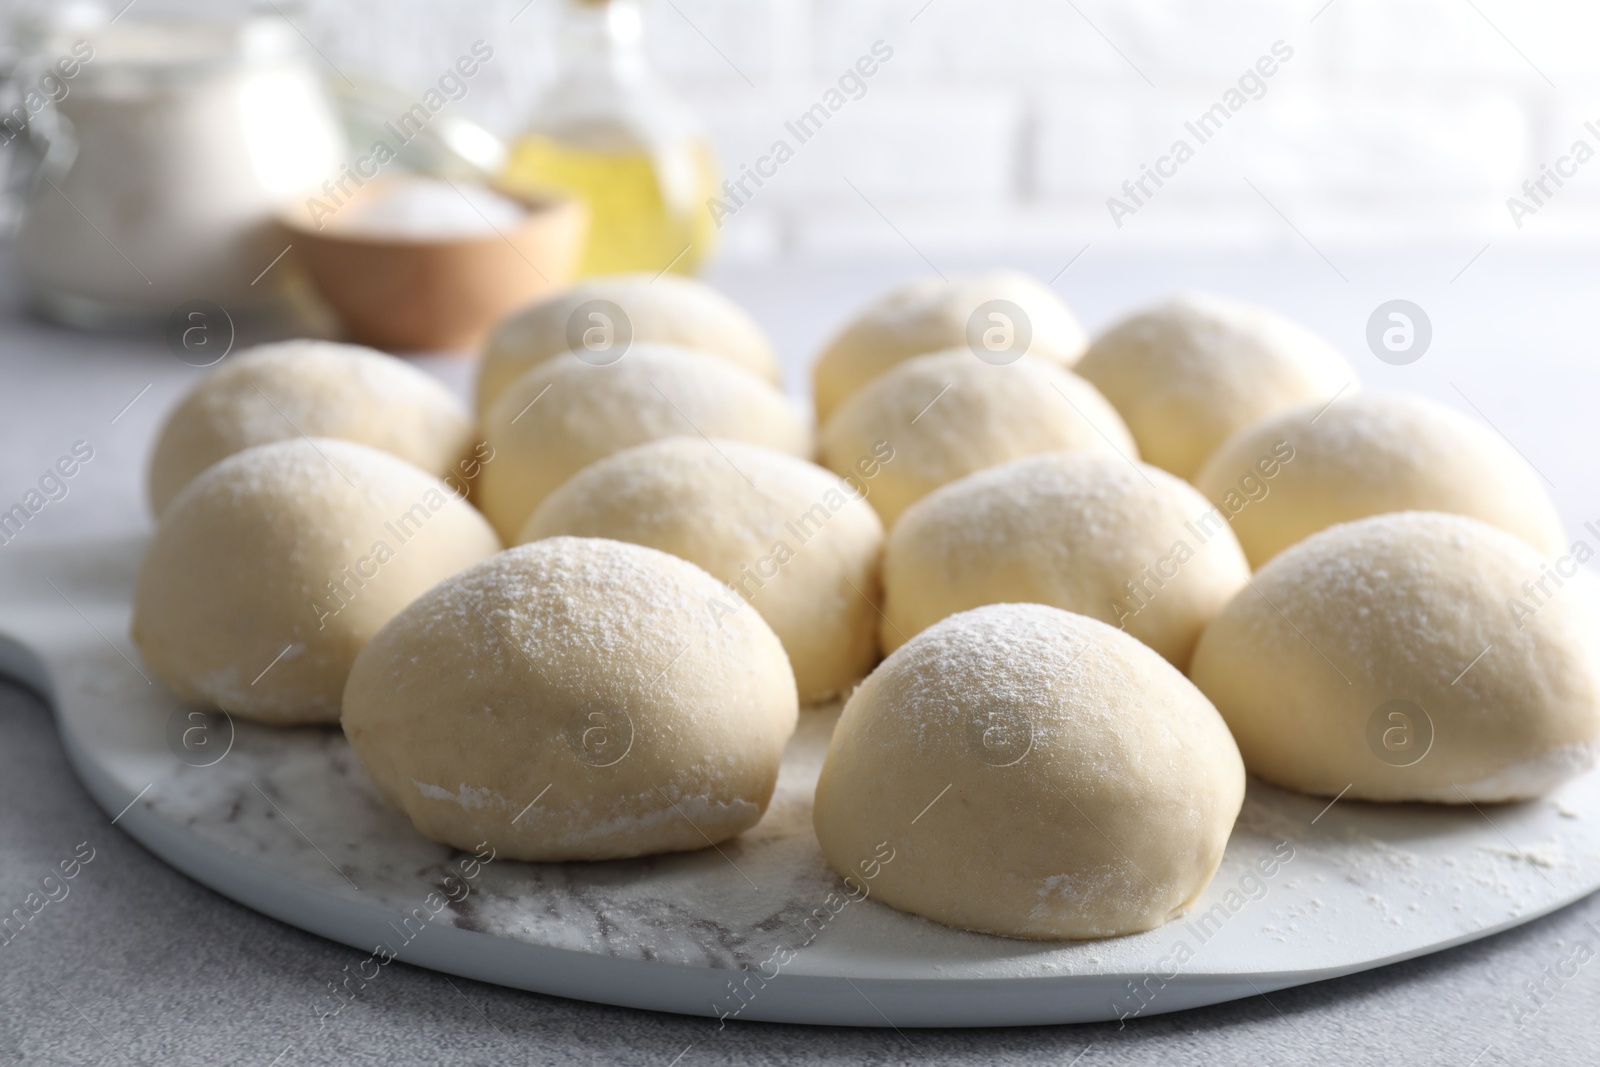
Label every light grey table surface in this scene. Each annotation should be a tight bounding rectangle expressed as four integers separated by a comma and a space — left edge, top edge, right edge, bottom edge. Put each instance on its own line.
2, 246, 1599, 1065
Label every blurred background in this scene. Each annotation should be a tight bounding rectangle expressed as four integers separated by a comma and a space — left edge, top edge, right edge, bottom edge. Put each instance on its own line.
565, 0, 1590, 257
216, 0, 1600, 258
0, 5, 1589, 563
265, 0, 1600, 257
0, 0, 1593, 537
1, 0, 1591, 277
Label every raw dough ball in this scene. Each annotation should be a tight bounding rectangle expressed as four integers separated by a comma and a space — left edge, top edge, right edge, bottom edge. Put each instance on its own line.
812, 271, 1088, 423
476, 345, 812, 540
1195, 390, 1568, 568
1190, 512, 1600, 803
132, 438, 501, 725
883, 452, 1249, 669
147, 340, 475, 517
1074, 293, 1352, 481
818, 350, 1136, 528
342, 537, 799, 861
813, 603, 1244, 940
519, 438, 883, 704
476, 274, 779, 412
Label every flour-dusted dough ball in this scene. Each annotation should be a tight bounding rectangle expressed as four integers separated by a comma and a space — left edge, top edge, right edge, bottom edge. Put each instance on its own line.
147, 340, 476, 517
1075, 294, 1352, 481
818, 350, 1136, 528
342, 537, 799, 861
1190, 512, 1600, 803
475, 274, 779, 412
883, 452, 1249, 669
812, 271, 1088, 423
476, 345, 812, 541
132, 439, 501, 725
813, 603, 1244, 940
519, 438, 883, 704
1195, 391, 1567, 568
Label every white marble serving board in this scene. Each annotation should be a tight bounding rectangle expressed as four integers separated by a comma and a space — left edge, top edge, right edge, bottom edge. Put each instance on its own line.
4, 537, 1599, 1027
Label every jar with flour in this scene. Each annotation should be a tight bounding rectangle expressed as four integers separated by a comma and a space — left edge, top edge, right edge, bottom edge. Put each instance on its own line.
8, 7, 345, 328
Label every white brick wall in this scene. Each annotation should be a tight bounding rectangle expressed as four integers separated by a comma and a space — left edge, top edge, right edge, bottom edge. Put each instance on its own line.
15, 0, 1600, 255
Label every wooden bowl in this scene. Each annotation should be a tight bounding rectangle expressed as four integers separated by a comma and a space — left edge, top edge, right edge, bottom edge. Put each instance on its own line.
280, 180, 587, 352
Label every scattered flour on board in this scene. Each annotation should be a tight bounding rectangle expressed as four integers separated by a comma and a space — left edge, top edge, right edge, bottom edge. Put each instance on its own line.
411, 780, 503, 811
1478, 839, 1565, 869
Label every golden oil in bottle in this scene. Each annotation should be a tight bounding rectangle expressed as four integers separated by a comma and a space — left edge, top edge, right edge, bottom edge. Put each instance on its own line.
502, 0, 719, 277
503, 133, 718, 276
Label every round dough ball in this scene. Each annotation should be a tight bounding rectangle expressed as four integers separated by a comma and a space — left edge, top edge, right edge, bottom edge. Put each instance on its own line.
476, 274, 779, 412
132, 438, 502, 725
342, 537, 799, 861
519, 438, 883, 704
812, 271, 1088, 423
1195, 390, 1568, 568
883, 452, 1249, 669
1190, 512, 1600, 803
147, 340, 475, 517
818, 350, 1136, 528
476, 345, 812, 541
813, 603, 1244, 940
1074, 293, 1352, 481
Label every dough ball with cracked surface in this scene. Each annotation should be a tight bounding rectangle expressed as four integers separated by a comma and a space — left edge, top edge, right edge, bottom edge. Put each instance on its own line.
519, 437, 883, 704
147, 340, 476, 517
1189, 512, 1600, 803
476, 274, 779, 412
132, 438, 501, 725
812, 271, 1088, 424
813, 603, 1245, 940
342, 537, 799, 861
818, 350, 1135, 528
476, 345, 812, 541
1074, 293, 1352, 481
883, 452, 1250, 669
1195, 390, 1568, 568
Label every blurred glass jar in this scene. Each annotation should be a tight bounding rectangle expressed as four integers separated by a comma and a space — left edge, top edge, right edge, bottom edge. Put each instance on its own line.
501, 0, 718, 277
4, 2, 345, 329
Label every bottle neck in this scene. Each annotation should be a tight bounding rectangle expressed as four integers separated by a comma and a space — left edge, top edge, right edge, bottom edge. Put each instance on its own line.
558, 0, 648, 84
